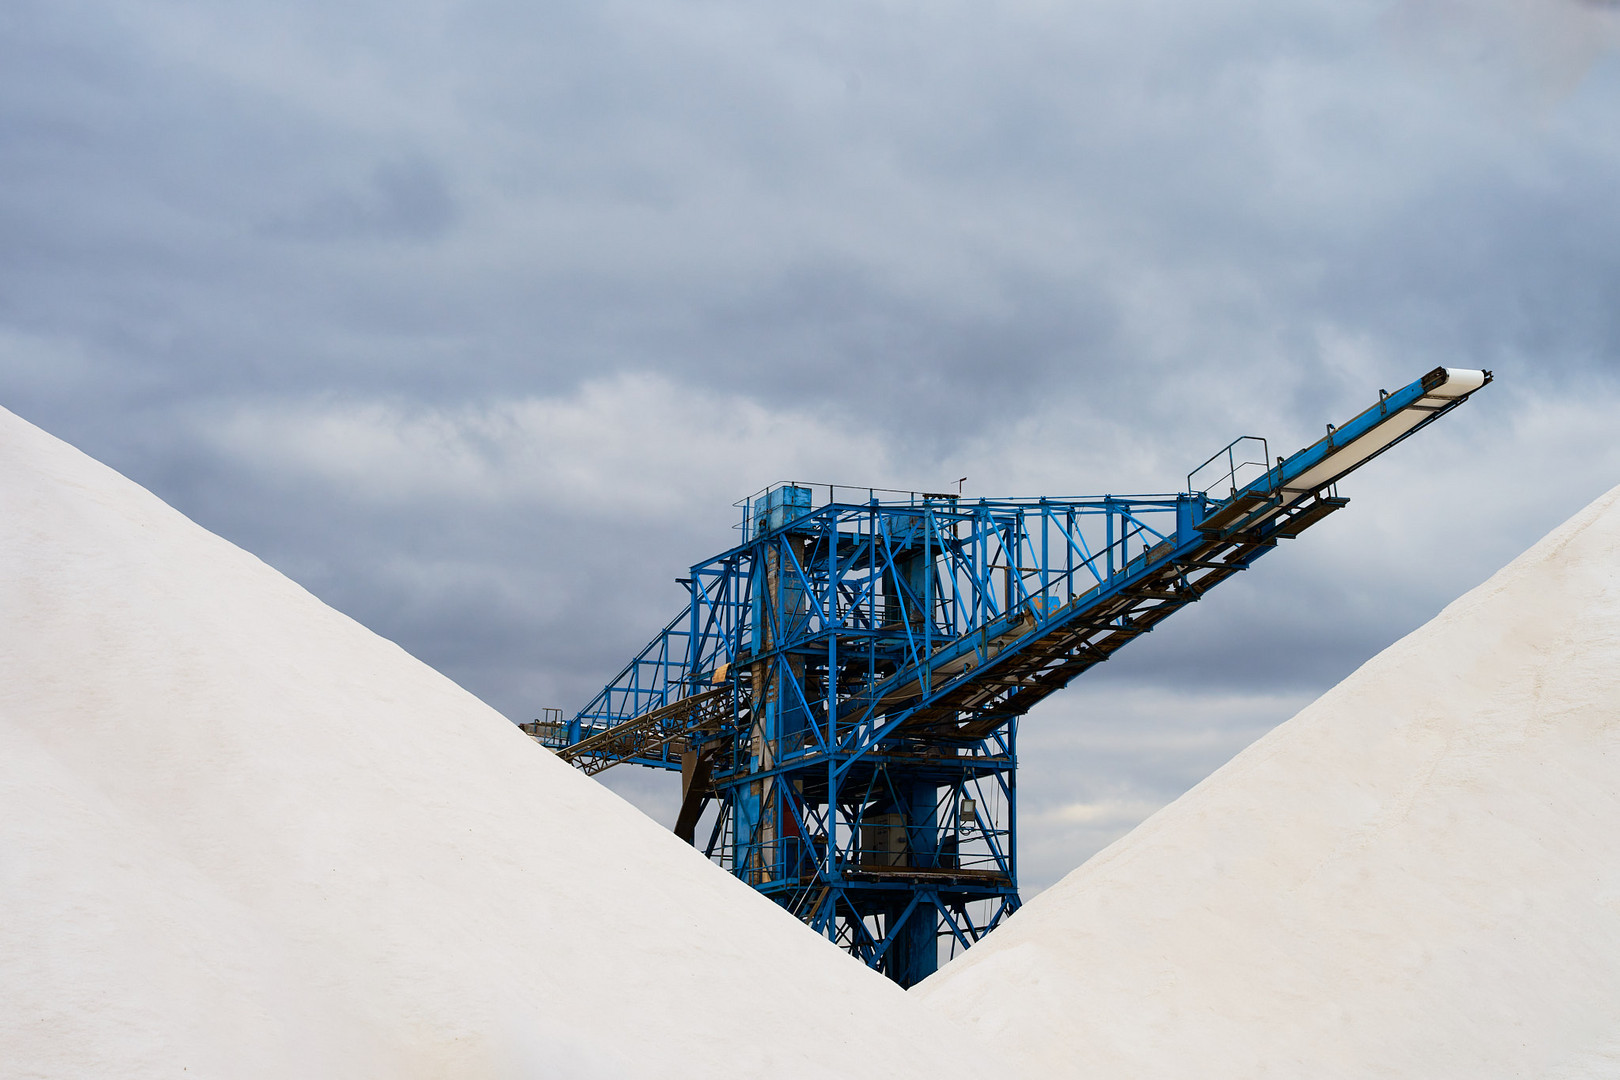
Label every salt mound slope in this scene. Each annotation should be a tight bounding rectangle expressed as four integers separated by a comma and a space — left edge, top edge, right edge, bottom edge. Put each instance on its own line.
0, 406, 990, 1080
919, 484, 1620, 1079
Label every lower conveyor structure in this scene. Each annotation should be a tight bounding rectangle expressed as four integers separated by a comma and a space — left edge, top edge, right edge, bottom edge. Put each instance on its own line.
534, 366, 1491, 985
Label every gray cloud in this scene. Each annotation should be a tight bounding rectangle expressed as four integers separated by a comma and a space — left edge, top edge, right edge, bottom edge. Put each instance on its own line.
267, 157, 457, 242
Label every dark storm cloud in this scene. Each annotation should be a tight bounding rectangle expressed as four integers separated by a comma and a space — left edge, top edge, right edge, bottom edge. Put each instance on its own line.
3, 0, 1619, 867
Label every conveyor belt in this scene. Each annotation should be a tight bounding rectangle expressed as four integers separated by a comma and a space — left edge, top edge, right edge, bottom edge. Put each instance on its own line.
836, 368, 1490, 751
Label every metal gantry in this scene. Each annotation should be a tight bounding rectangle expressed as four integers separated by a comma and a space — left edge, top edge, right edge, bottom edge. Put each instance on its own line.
527, 367, 1491, 986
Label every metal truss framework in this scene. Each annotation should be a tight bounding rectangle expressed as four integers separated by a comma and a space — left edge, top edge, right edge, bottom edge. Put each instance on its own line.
536, 367, 1492, 986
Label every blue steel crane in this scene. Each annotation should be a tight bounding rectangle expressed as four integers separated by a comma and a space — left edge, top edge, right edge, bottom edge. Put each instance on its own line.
527, 367, 1491, 986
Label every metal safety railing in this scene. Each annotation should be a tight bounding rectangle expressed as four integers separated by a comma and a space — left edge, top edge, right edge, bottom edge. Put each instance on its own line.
1187, 435, 1272, 499
735, 481, 963, 542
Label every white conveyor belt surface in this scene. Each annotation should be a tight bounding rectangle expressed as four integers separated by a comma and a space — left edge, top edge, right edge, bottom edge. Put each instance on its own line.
1282, 368, 1487, 496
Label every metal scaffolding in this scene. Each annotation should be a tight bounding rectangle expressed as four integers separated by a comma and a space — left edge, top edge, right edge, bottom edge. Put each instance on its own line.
530, 366, 1491, 986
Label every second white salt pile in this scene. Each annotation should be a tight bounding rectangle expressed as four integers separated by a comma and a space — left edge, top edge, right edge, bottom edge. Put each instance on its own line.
0, 406, 990, 1079
918, 484, 1620, 1078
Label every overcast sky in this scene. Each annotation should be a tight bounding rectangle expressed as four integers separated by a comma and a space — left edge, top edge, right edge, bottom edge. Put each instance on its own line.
4, 0, 1619, 891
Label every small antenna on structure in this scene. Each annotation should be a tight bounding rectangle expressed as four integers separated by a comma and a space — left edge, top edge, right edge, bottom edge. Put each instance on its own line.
956, 476, 967, 496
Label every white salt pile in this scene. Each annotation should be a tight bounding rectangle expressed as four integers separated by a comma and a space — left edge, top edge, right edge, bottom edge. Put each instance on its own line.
918, 485, 1620, 1077
0, 406, 991, 1079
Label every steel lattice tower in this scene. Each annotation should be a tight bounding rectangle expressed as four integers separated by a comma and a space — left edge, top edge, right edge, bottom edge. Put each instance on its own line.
528, 367, 1490, 985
